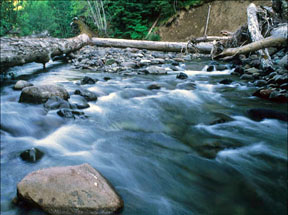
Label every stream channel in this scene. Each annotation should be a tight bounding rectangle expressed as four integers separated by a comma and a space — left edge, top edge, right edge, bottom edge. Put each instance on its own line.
1, 58, 287, 215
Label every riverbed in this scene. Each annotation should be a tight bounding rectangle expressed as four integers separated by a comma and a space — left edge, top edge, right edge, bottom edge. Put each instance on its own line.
1, 58, 287, 215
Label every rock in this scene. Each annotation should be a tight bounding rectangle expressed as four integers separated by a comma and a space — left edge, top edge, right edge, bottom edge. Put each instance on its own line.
69, 95, 90, 109
173, 58, 185, 62
151, 58, 165, 64
273, 74, 288, 85
103, 77, 111, 81
248, 108, 288, 122
215, 65, 227, 71
145, 66, 167, 75
245, 67, 261, 75
139, 59, 151, 66
57, 108, 86, 119
147, 84, 161, 90
121, 61, 137, 68
254, 80, 267, 87
253, 89, 273, 100
14, 80, 33, 90
209, 113, 234, 125
20, 148, 44, 163
280, 83, 288, 90
249, 59, 261, 68
278, 55, 288, 68
240, 74, 254, 81
206, 65, 214, 72
105, 59, 116, 66
44, 96, 71, 110
19, 85, 69, 104
219, 79, 233, 85
176, 72, 188, 80
17, 163, 123, 215
176, 82, 196, 90
80, 76, 96, 85
74, 89, 98, 101
233, 66, 244, 75
269, 91, 288, 103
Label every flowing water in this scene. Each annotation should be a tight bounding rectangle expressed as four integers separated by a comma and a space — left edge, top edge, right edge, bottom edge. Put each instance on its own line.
1, 60, 287, 215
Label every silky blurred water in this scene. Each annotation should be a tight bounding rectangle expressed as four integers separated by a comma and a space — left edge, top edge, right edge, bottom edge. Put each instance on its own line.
1, 61, 287, 215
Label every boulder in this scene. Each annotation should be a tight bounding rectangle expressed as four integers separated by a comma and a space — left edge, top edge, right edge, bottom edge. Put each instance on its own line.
253, 88, 273, 100
215, 65, 228, 71
14, 80, 33, 90
44, 96, 71, 110
240, 74, 254, 81
145, 66, 167, 75
206, 65, 214, 72
17, 163, 123, 215
19, 85, 69, 104
219, 79, 233, 85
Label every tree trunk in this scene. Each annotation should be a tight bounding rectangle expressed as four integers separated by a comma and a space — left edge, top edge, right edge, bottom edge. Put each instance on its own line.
0, 34, 90, 71
91, 37, 213, 53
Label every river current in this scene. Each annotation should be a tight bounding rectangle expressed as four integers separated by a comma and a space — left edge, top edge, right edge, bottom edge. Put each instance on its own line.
1, 60, 287, 215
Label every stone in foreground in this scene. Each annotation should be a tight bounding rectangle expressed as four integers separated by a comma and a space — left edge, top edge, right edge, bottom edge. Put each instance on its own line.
19, 84, 69, 104
17, 163, 123, 215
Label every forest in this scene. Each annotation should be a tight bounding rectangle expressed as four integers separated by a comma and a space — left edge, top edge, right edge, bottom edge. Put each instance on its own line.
0, 0, 203, 39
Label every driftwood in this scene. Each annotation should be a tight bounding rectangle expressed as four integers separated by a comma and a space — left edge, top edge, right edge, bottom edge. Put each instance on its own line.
247, 3, 272, 68
0, 34, 90, 70
91, 37, 213, 53
214, 36, 286, 59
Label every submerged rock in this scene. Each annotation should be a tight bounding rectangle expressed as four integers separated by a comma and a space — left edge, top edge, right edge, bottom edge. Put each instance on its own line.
147, 84, 161, 90
80, 76, 96, 85
176, 82, 196, 90
57, 108, 86, 119
74, 89, 98, 101
69, 95, 90, 109
176, 72, 188, 80
20, 148, 44, 163
44, 96, 71, 110
19, 85, 69, 104
14, 80, 33, 90
247, 108, 288, 122
17, 163, 124, 215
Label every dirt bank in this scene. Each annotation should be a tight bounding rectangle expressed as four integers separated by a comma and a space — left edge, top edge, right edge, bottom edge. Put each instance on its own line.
159, 0, 272, 42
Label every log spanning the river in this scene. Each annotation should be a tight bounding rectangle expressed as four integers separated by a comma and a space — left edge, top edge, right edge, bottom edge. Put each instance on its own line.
91, 37, 213, 53
0, 34, 213, 70
0, 34, 90, 70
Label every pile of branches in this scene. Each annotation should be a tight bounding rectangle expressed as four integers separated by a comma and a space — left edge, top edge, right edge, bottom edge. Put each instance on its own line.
210, 0, 287, 69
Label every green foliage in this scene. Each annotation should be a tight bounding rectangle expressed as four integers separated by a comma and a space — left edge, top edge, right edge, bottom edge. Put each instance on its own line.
0, 0, 203, 39
146, 33, 161, 41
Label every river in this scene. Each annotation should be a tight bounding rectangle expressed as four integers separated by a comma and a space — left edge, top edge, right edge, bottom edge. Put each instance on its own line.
1, 60, 287, 215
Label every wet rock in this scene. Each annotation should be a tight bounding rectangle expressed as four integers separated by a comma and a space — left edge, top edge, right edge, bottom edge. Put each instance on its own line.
74, 89, 98, 101
206, 65, 214, 72
105, 59, 116, 66
248, 108, 288, 122
233, 66, 244, 75
280, 83, 288, 90
20, 148, 44, 163
139, 59, 151, 66
44, 96, 71, 110
121, 61, 137, 68
173, 58, 185, 62
195, 142, 225, 159
147, 84, 161, 90
269, 91, 288, 103
17, 163, 124, 215
57, 108, 86, 119
278, 55, 288, 68
151, 58, 165, 64
176, 72, 188, 80
145, 66, 167, 75
80, 76, 96, 85
209, 113, 234, 125
254, 80, 267, 87
103, 77, 111, 81
69, 95, 90, 109
272, 74, 288, 85
176, 82, 196, 90
240, 74, 254, 81
249, 59, 261, 68
253, 88, 273, 99
19, 85, 69, 104
219, 79, 233, 85
215, 65, 228, 71
14, 80, 33, 90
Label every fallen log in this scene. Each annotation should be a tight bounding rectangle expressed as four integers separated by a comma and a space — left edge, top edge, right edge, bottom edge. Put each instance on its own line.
214, 36, 286, 59
247, 3, 273, 68
0, 34, 90, 70
91, 37, 213, 53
